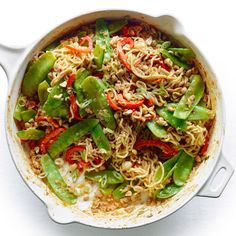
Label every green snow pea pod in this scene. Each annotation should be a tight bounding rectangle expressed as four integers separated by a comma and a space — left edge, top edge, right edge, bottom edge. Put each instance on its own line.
21, 109, 37, 122
38, 80, 49, 104
100, 184, 118, 196
173, 150, 194, 186
43, 84, 68, 118
85, 170, 124, 188
93, 44, 105, 69
108, 18, 128, 34
48, 118, 99, 158
13, 98, 25, 121
154, 150, 183, 182
160, 48, 191, 70
156, 104, 187, 131
40, 154, 77, 204
156, 183, 182, 199
188, 105, 211, 121
146, 120, 167, 138
168, 48, 195, 59
22, 51, 56, 97
91, 123, 111, 156
16, 128, 45, 140
81, 76, 116, 130
112, 182, 129, 200
174, 75, 205, 119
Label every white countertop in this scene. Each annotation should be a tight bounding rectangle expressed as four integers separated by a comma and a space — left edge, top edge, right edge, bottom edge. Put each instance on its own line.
0, 1, 236, 235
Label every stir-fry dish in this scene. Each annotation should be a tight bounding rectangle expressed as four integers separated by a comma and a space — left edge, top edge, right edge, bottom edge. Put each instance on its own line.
14, 18, 215, 212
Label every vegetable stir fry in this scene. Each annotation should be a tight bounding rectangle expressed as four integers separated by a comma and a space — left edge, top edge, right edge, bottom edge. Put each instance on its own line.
14, 18, 215, 213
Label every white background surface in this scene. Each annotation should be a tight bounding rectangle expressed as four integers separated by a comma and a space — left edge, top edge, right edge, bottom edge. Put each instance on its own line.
0, 1, 236, 235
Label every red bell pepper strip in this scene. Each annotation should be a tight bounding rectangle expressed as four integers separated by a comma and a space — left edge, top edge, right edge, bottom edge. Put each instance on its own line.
69, 93, 80, 120
35, 116, 59, 128
92, 156, 102, 165
117, 94, 144, 109
66, 74, 76, 88
64, 145, 85, 164
144, 97, 154, 107
117, 37, 134, 71
79, 35, 93, 51
199, 135, 209, 156
121, 25, 142, 37
106, 92, 121, 111
134, 139, 178, 157
77, 160, 89, 172
40, 127, 66, 154
155, 59, 170, 72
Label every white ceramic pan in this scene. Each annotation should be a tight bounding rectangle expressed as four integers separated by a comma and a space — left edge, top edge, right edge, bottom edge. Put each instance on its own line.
0, 10, 234, 229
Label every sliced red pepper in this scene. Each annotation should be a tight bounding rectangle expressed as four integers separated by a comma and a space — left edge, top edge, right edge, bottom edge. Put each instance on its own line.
144, 97, 155, 107
77, 160, 89, 172
69, 93, 80, 120
117, 94, 144, 109
28, 140, 38, 149
134, 139, 178, 157
40, 127, 66, 154
199, 135, 209, 156
66, 74, 76, 88
35, 116, 59, 128
155, 59, 170, 72
117, 37, 134, 71
121, 25, 142, 37
64, 145, 85, 164
106, 92, 121, 111
79, 35, 93, 51
92, 156, 102, 165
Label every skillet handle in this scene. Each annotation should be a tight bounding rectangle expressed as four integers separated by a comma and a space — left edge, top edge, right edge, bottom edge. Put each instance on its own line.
0, 44, 25, 79
197, 153, 234, 198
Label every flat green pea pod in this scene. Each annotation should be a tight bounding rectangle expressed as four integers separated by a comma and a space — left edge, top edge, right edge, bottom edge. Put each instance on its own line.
20, 109, 37, 122
91, 123, 111, 157
81, 76, 116, 130
108, 18, 128, 34
85, 170, 124, 188
95, 19, 111, 62
156, 104, 187, 131
146, 120, 167, 138
93, 44, 105, 69
38, 80, 49, 104
48, 118, 99, 158
188, 105, 211, 121
156, 183, 182, 199
13, 97, 26, 121
40, 154, 77, 204
174, 75, 205, 119
17, 128, 45, 140
168, 48, 195, 60
100, 184, 118, 196
74, 69, 91, 117
112, 182, 129, 200
173, 151, 194, 186
22, 51, 56, 97
43, 84, 68, 118
160, 48, 191, 70
155, 151, 183, 182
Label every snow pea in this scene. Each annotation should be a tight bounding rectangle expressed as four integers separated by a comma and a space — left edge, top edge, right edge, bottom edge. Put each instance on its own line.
156, 104, 187, 131
146, 120, 167, 138
93, 44, 105, 69
188, 105, 211, 121
81, 76, 116, 130
21, 109, 37, 122
40, 154, 77, 204
173, 150, 194, 186
95, 19, 111, 63
161, 48, 191, 70
155, 150, 183, 182
38, 80, 49, 104
48, 118, 99, 158
108, 18, 128, 34
112, 182, 129, 200
168, 48, 195, 59
91, 123, 111, 156
174, 75, 205, 119
74, 69, 91, 117
43, 84, 68, 118
85, 170, 124, 188
156, 183, 182, 199
17, 128, 45, 140
22, 51, 56, 97
100, 184, 118, 196
13, 98, 25, 121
